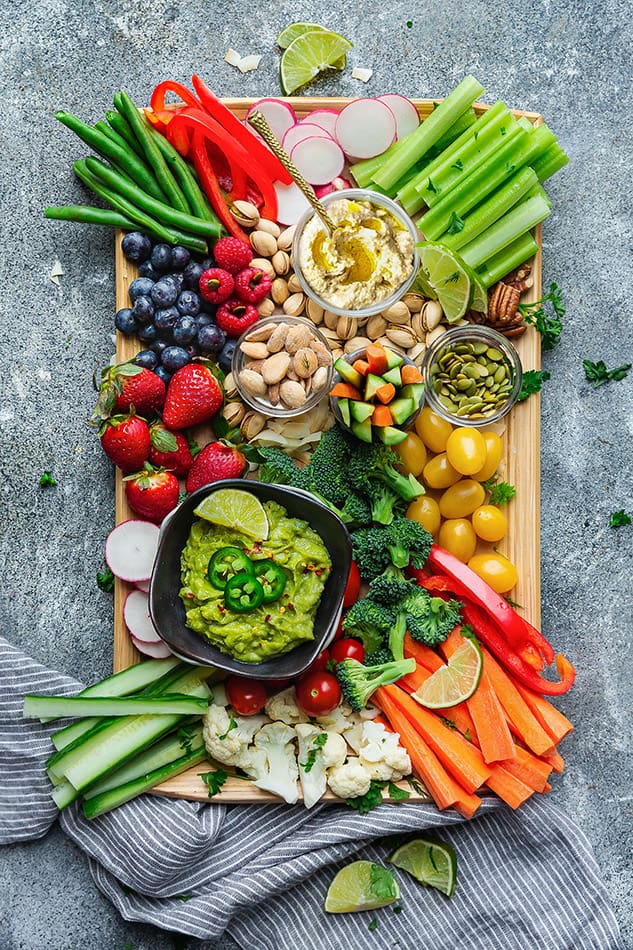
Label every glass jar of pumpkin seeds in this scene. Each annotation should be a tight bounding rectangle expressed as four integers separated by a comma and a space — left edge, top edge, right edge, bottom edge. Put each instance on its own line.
421, 326, 523, 427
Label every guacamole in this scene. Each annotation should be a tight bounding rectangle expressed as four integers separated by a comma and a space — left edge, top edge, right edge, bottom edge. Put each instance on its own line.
179, 500, 332, 663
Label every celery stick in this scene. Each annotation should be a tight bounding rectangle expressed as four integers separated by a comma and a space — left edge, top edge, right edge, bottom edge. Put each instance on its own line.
532, 143, 569, 181
442, 167, 538, 250
426, 107, 477, 156
24, 694, 209, 719
517, 116, 535, 131
373, 75, 485, 190
476, 233, 539, 288
460, 194, 551, 269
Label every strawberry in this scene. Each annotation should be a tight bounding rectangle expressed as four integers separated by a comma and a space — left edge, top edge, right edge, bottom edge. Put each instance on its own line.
199, 266, 234, 304
124, 463, 180, 524
100, 412, 151, 473
93, 361, 165, 421
162, 360, 224, 430
216, 299, 260, 338
213, 236, 253, 274
149, 423, 196, 477
185, 441, 246, 494
233, 267, 273, 305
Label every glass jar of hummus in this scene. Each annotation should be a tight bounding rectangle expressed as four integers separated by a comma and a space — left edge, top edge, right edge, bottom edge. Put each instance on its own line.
291, 189, 420, 319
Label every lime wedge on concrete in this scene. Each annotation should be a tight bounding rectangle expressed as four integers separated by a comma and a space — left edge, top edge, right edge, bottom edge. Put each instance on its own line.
412, 636, 482, 709
280, 29, 353, 95
193, 488, 269, 541
417, 243, 473, 323
324, 860, 400, 913
388, 837, 457, 897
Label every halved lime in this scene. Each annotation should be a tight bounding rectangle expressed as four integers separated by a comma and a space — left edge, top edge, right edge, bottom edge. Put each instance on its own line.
324, 861, 400, 914
193, 489, 269, 541
417, 242, 473, 323
276, 23, 348, 69
411, 636, 482, 709
388, 837, 457, 897
280, 29, 353, 95
470, 273, 489, 314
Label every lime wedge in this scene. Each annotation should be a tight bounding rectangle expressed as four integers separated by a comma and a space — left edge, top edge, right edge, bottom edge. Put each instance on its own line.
325, 861, 400, 914
417, 243, 473, 323
280, 29, 353, 95
470, 273, 489, 314
193, 488, 269, 541
410, 264, 439, 301
276, 22, 326, 48
388, 837, 457, 897
411, 636, 482, 709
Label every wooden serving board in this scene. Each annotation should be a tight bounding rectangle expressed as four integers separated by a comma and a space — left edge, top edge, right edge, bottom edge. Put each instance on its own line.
113, 97, 543, 804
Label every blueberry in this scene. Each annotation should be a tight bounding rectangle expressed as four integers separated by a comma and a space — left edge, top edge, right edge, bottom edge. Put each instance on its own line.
167, 271, 185, 293
183, 260, 205, 290
121, 232, 152, 263
139, 260, 161, 281
177, 289, 201, 317
151, 278, 179, 308
137, 322, 159, 343
134, 349, 158, 370
131, 295, 155, 325
162, 345, 191, 372
170, 246, 191, 270
114, 307, 138, 335
196, 312, 215, 329
198, 324, 226, 354
218, 339, 237, 372
149, 339, 168, 358
150, 243, 173, 272
173, 315, 198, 345
153, 365, 173, 386
129, 276, 155, 301
200, 257, 215, 271
154, 305, 180, 332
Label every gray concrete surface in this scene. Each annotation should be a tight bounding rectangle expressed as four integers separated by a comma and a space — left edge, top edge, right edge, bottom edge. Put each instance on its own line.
1, 1, 631, 947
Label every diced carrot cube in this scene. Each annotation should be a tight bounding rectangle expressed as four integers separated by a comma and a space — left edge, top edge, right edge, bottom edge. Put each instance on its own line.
401, 364, 423, 384
375, 382, 396, 404
371, 405, 393, 427
330, 382, 362, 400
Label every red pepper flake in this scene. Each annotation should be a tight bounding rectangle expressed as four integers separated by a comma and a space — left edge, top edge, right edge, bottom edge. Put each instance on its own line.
288, 603, 295, 611
218, 604, 226, 615
264, 614, 271, 623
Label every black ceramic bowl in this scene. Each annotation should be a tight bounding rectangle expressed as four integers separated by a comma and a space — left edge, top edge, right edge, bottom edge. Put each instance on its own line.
149, 479, 352, 679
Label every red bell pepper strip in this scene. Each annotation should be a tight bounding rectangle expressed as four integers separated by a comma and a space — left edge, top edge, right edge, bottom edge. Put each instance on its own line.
143, 108, 176, 135
191, 74, 293, 185
150, 80, 203, 113
167, 109, 247, 203
190, 131, 246, 240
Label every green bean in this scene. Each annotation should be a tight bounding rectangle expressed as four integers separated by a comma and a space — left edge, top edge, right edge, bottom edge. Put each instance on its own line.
73, 160, 207, 253
45, 205, 140, 228
149, 127, 218, 224
94, 120, 135, 157
85, 156, 221, 239
104, 109, 144, 158
55, 110, 166, 202
116, 91, 190, 215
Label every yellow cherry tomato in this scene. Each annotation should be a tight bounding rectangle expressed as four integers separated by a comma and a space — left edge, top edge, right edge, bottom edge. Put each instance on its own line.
471, 505, 508, 542
472, 432, 504, 482
445, 427, 488, 476
396, 431, 427, 477
438, 519, 478, 562
407, 496, 441, 536
439, 479, 486, 519
415, 406, 454, 454
468, 552, 518, 594
422, 453, 462, 490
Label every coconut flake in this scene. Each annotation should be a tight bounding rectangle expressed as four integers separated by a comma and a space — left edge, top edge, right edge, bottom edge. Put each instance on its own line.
224, 48, 243, 68
351, 67, 373, 83
238, 54, 262, 73
49, 259, 64, 285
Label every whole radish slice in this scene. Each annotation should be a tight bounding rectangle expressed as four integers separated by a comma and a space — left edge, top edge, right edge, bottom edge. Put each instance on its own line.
378, 94, 420, 139
300, 109, 339, 137
335, 99, 396, 159
105, 520, 159, 583
246, 99, 296, 144
314, 176, 352, 198
282, 123, 332, 154
273, 181, 311, 225
124, 590, 161, 643
131, 635, 172, 659
290, 137, 345, 186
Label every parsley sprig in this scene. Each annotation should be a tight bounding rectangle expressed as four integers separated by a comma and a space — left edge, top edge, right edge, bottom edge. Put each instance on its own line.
519, 281, 565, 350
482, 476, 516, 506
345, 780, 410, 813
39, 471, 57, 487
583, 359, 631, 389
198, 769, 228, 797
517, 369, 550, 402
96, 565, 115, 592
609, 510, 631, 528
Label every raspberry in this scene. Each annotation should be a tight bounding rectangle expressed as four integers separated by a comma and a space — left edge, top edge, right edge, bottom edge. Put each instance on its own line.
216, 299, 260, 338
233, 267, 273, 305
212, 237, 253, 275
199, 266, 234, 304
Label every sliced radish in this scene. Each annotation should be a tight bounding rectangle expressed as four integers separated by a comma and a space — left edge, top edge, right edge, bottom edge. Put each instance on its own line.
378, 94, 420, 139
124, 590, 161, 643
136, 578, 151, 593
290, 137, 345, 186
282, 123, 332, 154
246, 99, 296, 145
131, 635, 172, 659
105, 520, 159, 583
314, 176, 353, 198
335, 99, 397, 160
300, 109, 339, 137
274, 180, 312, 225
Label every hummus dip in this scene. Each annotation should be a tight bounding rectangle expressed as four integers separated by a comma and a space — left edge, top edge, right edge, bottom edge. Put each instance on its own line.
297, 197, 415, 311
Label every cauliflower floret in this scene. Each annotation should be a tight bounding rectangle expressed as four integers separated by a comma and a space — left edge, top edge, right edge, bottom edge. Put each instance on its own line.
327, 757, 373, 800
321, 731, 347, 769
357, 720, 412, 782
343, 720, 365, 754
252, 722, 300, 804
315, 702, 361, 734
265, 686, 310, 725
359, 704, 381, 720
202, 704, 269, 766
295, 725, 348, 809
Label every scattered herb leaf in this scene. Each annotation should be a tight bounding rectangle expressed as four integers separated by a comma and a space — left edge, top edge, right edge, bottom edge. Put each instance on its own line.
178, 724, 197, 754
198, 768, 228, 797
300, 732, 328, 772
516, 369, 550, 402
504, 595, 523, 609
65, 334, 72, 349
519, 281, 565, 350
387, 782, 410, 802
219, 715, 237, 741
446, 211, 465, 235
406, 776, 425, 796
178, 489, 188, 504
427, 178, 439, 194
345, 780, 387, 813
176, 894, 193, 902
609, 510, 631, 528
482, 477, 517, 506
369, 863, 398, 900
440, 716, 457, 730
97, 565, 115, 593
463, 729, 472, 742
406, 19, 413, 27
393, 904, 403, 914
451, 159, 463, 171
500, 126, 506, 135
583, 359, 631, 389
39, 471, 56, 487
368, 918, 378, 931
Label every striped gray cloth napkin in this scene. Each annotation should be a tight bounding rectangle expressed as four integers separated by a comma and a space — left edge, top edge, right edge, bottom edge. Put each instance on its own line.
0, 637, 623, 949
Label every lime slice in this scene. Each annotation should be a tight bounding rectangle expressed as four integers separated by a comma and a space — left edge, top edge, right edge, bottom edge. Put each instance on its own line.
325, 861, 400, 914
470, 273, 488, 314
417, 243, 473, 323
411, 636, 482, 709
280, 29, 353, 95
388, 837, 457, 897
193, 488, 269, 541
276, 22, 327, 48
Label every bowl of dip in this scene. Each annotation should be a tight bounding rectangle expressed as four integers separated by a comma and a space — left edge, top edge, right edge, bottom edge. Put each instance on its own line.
291, 189, 420, 319
149, 479, 352, 679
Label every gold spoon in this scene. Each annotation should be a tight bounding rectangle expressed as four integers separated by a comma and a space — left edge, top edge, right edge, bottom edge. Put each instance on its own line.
247, 110, 337, 235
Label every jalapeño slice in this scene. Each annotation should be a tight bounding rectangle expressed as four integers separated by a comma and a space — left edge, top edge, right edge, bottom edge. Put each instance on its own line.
224, 572, 265, 612
252, 558, 287, 604
208, 547, 254, 590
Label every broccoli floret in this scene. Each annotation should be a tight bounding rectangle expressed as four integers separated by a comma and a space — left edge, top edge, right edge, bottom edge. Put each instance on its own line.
405, 592, 463, 647
365, 481, 403, 526
348, 442, 425, 503
365, 646, 394, 666
342, 599, 395, 655
256, 447, 310, 490
386, 517, 433, 570
367, 573, 415, 605
351, 526, 394, 581
307, 425, 353, 507
338, 492, 373, 527
336, 657, 416, 711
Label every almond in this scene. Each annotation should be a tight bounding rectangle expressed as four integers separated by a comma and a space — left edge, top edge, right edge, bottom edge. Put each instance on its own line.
262, 351, 291, 385
279, 380, 307, 409
293, 347, 318, 378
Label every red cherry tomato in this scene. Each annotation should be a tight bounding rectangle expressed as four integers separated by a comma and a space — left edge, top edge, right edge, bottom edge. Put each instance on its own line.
225, 675, 268, 716
265, 677, 291, 690
295, 671, 341, 716
330, 638, 365, 667
297, 648, 331, 682
343, 561, 361, 608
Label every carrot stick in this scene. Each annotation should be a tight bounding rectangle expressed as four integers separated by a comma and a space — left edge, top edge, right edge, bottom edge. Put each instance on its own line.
514, 683, 574, 744
541, 782, 553, 793
499, 745, 552, 793
485, 765, 534, 809
404, 632, 444, 671
480, 647, 555, 756
540, 748, 565, 774
380, 685, 491, 793
398, 662, 476, 737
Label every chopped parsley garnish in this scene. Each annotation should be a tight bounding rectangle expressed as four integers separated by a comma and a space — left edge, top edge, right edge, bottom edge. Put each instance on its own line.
519, 281, 565, 350
440, 716, 457, 730
609, 510, 631, 528
300, 732, 328, 772
96, 565, 115, 592
346, 780, 386, 813
368, 918, 378, 931
483, 477, 517, 506
198, 768, 228, 797
178, 724, 197, 754
219, 715, 237, 741
176, 894, 193, 902
39, 471, 56, 487
369, 863, 398, 900
406, 19, 413, 27
446, 211, 465, 235
387, 782, 410, 802
583, 359, 631, 389
516, 369, 550, 402
393, 904, 404, 914
427, 178, 439, 194
463, 729, 473, 743
451, 159, 463, 171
